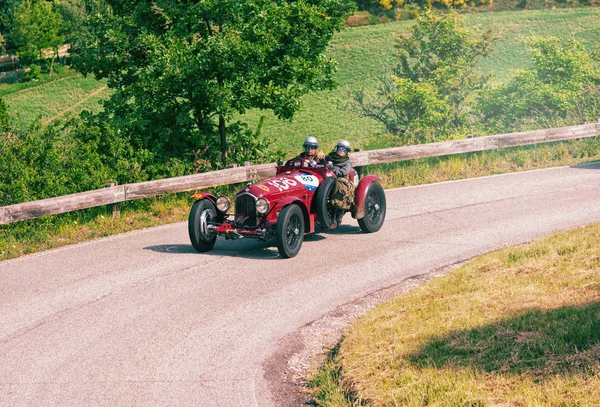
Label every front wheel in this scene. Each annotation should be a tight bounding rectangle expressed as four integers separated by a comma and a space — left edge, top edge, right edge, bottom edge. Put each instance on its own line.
358, 182, 386, 233
276, 204, 305, 258
188, 199, 218, 252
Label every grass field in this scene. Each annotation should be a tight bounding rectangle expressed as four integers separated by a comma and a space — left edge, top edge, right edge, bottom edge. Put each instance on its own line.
2, 73, 110, 126
2, 8, 599, 152
309, 222, 600, 406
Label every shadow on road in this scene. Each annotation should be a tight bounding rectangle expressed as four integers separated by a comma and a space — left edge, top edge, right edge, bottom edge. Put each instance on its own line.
571, 161, 600, 170
143, 227, 359, 259
144, 239, 280, 259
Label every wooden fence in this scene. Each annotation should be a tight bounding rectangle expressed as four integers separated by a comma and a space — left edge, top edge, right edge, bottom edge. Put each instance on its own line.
1, 122, 598, 225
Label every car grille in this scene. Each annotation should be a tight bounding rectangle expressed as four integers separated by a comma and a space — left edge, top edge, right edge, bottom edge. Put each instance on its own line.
235, 194, 258, 227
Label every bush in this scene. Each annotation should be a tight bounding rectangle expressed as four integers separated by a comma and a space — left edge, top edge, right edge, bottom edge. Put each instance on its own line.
19, 64, 40, 82
0, 119, 113, 206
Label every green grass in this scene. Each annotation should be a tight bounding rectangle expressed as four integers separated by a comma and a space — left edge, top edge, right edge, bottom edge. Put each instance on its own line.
309, 222, 600, 406
2, 69, 110, 126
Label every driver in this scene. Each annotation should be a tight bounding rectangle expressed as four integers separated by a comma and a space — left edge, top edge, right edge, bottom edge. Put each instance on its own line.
288, 136, 326, 167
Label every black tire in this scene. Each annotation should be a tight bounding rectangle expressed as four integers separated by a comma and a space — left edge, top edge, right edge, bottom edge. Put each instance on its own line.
315, 177, 337, 229
188, 199, 218, 252
358, 181, 386, 233
276, 204, 305, 258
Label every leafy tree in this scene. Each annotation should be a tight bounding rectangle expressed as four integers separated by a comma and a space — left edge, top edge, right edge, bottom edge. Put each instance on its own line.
0, 0, 20, 34
74, 0, 354, 167
348, 11, 493, 144
478, 37, 600, 132
5, 0, 64, 75
54, 0, 89, 44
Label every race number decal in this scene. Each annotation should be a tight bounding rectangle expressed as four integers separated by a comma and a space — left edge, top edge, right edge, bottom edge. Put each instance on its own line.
294, 174, 319, 191
267, 177, 298, 191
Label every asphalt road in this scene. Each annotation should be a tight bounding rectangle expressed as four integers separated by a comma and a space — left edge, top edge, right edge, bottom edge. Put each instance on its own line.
2, 162, 600, 407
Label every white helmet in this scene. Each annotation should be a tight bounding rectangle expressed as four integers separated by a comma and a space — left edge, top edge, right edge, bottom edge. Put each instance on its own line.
303, 136, 319, 151
335, 139, 351, 153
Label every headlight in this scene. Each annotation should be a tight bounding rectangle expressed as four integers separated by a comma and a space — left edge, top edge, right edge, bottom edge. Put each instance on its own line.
256, 198, 269, 214
216, 196, 231, 212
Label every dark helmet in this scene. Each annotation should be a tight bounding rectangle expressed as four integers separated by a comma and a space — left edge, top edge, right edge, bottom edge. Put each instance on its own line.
303, 136, 319, 151
335, 139, 351, 153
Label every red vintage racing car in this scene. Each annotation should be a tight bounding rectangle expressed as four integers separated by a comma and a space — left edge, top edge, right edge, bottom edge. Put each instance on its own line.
188, 158, 386, 258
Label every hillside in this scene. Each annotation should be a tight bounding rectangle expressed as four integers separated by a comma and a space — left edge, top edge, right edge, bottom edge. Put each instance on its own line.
2, 7, 600, 153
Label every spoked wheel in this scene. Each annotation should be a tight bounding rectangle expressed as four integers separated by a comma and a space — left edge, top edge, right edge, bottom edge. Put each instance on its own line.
316, 177, 337, 229
358, 181, 386, 233
188, 199, 218, 252
276, 204, 305, 258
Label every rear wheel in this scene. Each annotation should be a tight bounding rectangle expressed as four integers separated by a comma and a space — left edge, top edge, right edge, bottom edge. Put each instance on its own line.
358, 182, 386, 233
188, 199, 218, 252
276, 204, 305, 258
316, 177, 337, 229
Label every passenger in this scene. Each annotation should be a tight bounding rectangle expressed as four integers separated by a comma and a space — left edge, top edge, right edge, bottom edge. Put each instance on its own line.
326, 139, 352, 178
287, 136, 326, 167
326, 140, 354, 226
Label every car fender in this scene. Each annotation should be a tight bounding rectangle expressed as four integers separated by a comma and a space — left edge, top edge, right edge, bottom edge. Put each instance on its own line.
352, 175, 382, 220
272, 196, 313, 234
191, 191, 217, 204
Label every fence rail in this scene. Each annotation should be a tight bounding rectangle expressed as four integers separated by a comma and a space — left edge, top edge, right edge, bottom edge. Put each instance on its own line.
1, 123, 598, 225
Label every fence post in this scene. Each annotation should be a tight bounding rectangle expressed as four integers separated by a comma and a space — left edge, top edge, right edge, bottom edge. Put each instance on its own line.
105, 183, 120, 219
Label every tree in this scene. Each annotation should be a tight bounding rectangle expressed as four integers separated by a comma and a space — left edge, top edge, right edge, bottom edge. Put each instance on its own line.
5, 0, 64, 75
54, 0, 90, 44
478, 37, 600, 132
348, 11, 493, 144
74, 0, 354, 167
0, 0, 20, 34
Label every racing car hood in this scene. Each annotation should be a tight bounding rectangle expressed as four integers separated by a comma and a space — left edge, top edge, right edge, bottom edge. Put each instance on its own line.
239, 171, 323, 200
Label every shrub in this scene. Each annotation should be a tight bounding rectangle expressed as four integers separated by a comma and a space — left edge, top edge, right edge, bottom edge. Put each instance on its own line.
347, 11, 493, 144
0, 119, 112, 206
478, 37, 600, 133
19, 64, 40, 82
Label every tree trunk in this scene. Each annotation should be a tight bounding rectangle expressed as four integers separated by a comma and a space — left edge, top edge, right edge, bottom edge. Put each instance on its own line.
219, 114, 227, 167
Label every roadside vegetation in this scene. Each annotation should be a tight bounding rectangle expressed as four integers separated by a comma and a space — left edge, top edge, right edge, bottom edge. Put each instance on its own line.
309, 221, 600, 406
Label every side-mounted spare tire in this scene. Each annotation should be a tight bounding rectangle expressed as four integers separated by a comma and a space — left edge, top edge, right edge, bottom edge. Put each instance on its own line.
188, 199, 218, 252
358, 181, 386, 233
276, 204, 305, 258
315, 177, 337, 229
